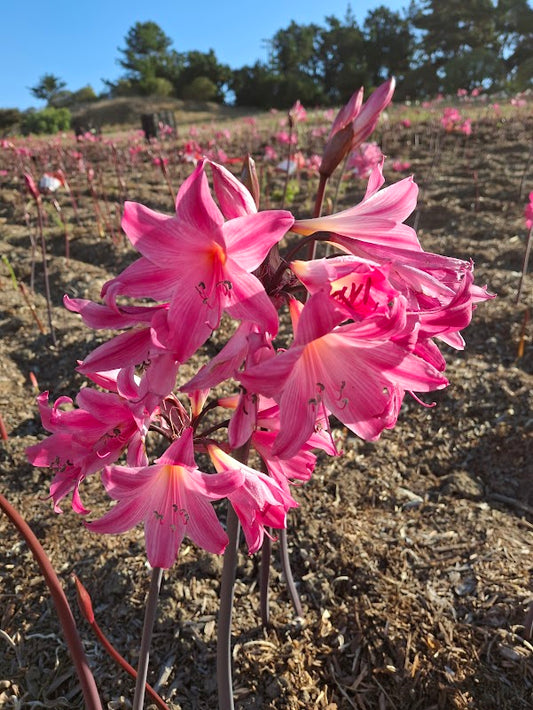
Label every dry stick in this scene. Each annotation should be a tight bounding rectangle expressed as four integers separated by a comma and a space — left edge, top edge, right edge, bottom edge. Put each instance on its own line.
73, 576, 170, 710
280, 121, 295, 210
23, 211, 38, 291
51, 197, 70, 263
518, 144, 533, 201
517, 308, 530, 359
19, 283, 46, 335
159, 158, 175, 205
0, 493, 102, 709
132, 566, 164, 710
35, 196, 57, 346
2, 255, 45, 334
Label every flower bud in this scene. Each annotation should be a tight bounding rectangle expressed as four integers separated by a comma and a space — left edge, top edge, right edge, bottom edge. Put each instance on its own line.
23, 172, 41, 202
319, 78, 395, 179
73, 575, 95, 624
240, 154, 260, 209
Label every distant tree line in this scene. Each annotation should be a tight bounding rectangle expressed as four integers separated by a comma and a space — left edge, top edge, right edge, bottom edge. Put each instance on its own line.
12, 0, 533, 130
100, 1, 532, 107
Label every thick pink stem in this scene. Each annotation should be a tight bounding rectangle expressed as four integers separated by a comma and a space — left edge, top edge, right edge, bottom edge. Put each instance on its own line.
0, 493, 102, 709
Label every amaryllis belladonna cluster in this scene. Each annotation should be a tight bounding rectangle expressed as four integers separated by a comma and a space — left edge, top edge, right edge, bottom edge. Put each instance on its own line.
27, 82, 493, 572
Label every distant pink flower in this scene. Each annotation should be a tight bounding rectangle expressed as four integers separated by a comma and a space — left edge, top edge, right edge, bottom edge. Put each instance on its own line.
401, 119, 411, 128
457, 88, 468, 98
289, 99, 307, 124
347, 142, 383, 179
392, 160, 412, 172
264, 145, 278, 162
182, 140, 202, 163
87, 429, 241, 568
525, 192, 533, 230
275, 130, 298, 145
460, 119, 472, 136
441, 107, 462, 132
306, 154, 321, 172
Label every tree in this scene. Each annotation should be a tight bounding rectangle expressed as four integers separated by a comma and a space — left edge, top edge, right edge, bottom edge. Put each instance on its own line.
176, 50, 231, 102
117, 21, 174, 81
363, 6, 414, 91
410, 0, 500, 92
318, 12, 368, 104
494, 0, 533, 90
267, 21, 325, 106
29, 74, 67, 105
231, 62, 278, 108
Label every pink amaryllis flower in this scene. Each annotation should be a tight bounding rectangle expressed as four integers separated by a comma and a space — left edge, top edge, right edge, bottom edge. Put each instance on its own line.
26, 389, 152, 514
295, 158, 420, 251
240, 293, 448, 458
102, 160, 293, 356
207, 444, 298, 553
292, 160, 493, 319
87, 428, 241, 568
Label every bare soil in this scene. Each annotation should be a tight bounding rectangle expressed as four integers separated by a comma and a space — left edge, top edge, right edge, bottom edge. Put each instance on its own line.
0, 110, 532, 709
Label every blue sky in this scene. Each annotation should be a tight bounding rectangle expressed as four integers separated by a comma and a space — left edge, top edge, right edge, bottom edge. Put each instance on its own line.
1, 0, 407, 110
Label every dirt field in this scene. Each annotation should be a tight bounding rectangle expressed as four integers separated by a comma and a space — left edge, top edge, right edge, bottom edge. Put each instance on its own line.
0, 105, 532, 709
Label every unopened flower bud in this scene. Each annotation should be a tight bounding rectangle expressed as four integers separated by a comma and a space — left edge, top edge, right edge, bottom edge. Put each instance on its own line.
73, 575, 95, 624
319, 78, 395, 179
240, 154, 260, 209
23, 172, 41, 202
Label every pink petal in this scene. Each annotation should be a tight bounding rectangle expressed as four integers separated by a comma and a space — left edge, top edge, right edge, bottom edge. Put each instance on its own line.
223, 210, 294, 271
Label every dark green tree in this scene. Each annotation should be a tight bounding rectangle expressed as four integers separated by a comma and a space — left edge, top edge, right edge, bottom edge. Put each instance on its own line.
494, 0, 533, 89
117, 21, 174, 80
266, 21, 325, 105
363, 6, 415, 91
318, 11, 368, 104
29, 74, 67, 105
176, 50, 232, 102
230, 62, 278, 108
410, 0, 500, 92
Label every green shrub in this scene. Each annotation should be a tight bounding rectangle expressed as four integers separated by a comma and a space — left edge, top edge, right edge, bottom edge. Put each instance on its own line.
20, 107, 72, 135
139, 76, 175, 97
0, 108, 22, 134
182, 76, 218, 102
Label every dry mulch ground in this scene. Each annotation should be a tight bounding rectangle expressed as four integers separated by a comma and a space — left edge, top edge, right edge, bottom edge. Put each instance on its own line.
0, 110, 532, 709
